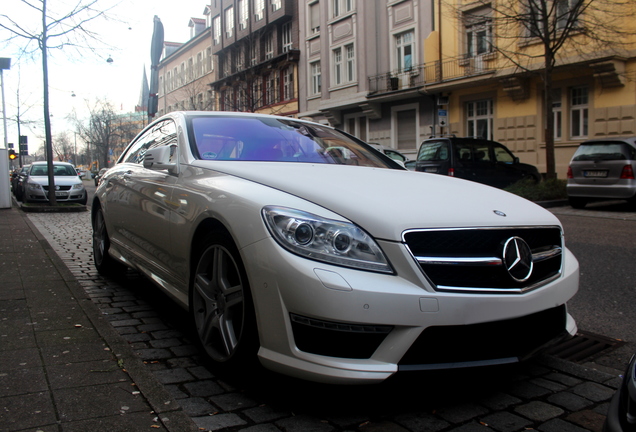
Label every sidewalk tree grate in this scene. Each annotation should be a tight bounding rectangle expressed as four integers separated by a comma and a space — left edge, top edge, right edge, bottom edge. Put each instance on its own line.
546, 330, 626, 363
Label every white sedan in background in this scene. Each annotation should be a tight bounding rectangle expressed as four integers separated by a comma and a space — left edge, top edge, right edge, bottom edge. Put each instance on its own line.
24, 161, 87, 205
92, 112, 578, 384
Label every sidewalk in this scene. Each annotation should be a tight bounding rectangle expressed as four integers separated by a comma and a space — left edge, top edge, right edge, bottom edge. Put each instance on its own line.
0, 202, 198, 432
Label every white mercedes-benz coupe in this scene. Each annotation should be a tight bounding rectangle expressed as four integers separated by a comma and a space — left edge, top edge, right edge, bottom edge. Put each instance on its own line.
92, 112, 578, 384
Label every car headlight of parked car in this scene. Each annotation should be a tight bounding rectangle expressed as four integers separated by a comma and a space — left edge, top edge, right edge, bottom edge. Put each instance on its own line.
27, 181, 42, 191
262, 206, 393, 274
71, 184, 85, 191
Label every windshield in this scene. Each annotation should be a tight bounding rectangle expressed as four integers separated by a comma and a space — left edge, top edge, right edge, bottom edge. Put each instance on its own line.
189, 116, 391, 168
572, 143, 636, 161
417, 141, 449, 161
30, 164, 78, 176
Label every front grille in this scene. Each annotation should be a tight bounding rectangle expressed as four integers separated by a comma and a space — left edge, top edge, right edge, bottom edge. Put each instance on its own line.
403, 227, 563, 293
42, 185, 72, 191
398, 305, 567, 369
290, 314, 392, 359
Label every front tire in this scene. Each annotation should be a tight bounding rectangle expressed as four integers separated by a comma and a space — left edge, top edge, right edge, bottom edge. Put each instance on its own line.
92, 207, 123, 275
191, 233, 258, 368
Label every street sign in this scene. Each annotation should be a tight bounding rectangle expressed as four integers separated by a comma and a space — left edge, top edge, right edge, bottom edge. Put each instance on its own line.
438, 109, 448, 127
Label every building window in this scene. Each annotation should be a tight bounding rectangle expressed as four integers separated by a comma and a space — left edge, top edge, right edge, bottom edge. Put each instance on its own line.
272, 0, 281, 12
283, 66, 294, 100
265, 32, 274, 60
237, 47, 245, 71
282, 22, 292, 52
265, 71, 278, 105
225, 7, 234, 38
396, 31, 414, 72
213, 15, 221, 45
570, 86, 588, 138
346, 44, 355, 82
466, 99, 494, 140
332, 0, 353, 18
556, 0, 579, 30
464, 7, 493, 58
251, 42, 259, 66
206, 47, 213, 72
309, 2, 320, 35
552, 88, 562, 140
333, 47, 342, 85
239, 0, 248, 30
255, 0, 265, 21
251, 78, 262, 109
310, 61, 321, 95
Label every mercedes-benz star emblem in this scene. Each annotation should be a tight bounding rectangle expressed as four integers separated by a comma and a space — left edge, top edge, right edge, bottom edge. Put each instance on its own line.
502, 237, 533, 282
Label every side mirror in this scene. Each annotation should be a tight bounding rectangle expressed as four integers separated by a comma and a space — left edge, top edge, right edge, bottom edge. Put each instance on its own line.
514, 157, 520, 164
143, 145, 178, 173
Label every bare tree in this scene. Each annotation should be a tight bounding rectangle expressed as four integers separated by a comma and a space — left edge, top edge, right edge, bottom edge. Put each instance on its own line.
0, 0, 111, 204
455, 0, 635, 179
74, 99, 142, 170
52, 131, 75, 162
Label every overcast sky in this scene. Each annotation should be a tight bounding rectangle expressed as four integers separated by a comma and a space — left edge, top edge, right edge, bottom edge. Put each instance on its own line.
1, 0, 208, 151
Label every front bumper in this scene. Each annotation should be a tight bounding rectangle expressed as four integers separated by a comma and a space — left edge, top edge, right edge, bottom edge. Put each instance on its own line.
242, 236, 579, 384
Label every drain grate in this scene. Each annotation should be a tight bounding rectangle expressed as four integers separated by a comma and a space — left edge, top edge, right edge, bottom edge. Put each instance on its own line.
546, 330, 626, 363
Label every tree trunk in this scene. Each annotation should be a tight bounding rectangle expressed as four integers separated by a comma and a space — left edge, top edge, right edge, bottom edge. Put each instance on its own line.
42, 0, 57, 205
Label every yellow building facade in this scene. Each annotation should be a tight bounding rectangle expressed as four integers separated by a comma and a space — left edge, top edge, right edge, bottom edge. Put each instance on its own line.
422, 0, 636, 178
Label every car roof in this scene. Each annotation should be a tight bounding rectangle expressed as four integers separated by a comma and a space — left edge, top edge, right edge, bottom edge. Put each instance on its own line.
579, 136, 636, 146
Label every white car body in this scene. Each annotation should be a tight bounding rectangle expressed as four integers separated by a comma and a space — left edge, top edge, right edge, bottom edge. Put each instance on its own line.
25, 161, 87, 204
93, 112, 578, 384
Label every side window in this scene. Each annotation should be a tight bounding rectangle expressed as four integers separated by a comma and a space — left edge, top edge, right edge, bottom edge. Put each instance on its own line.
493, 144, 514, 163
123, 120, 177, 164
473, 144, 491, 163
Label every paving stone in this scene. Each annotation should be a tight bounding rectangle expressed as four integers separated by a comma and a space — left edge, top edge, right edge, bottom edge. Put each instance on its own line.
507, 381, 553, 399
571, 382, 615, 402
134, 348, 173, 361
480, 392, 522, 411
179, 396, 216, 416
538, 418, 591, 432
437, 402, 489, 424
447, 421, 492, 432
394, 412, 449, 431
275, 415, 335, 432
547, 391, 593, 411
193, 413, 247, 431
153, 368, 194, 384
481, 411, 532, 432
182, 380, 224, 397
358, 420, 409, 432
244, 404, 291, 423
209, 392, 259, 411
514, 401, 564, 422
566, 410, 606, 432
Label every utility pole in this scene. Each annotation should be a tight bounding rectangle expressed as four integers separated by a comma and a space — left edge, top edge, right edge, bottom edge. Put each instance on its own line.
0, 57, 12, 209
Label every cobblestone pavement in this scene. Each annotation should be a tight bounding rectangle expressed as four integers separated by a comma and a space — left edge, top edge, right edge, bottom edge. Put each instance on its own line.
27, 210, 625, 432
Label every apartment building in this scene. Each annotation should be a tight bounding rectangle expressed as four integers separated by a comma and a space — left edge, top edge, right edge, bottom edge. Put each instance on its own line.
208, 0, 300, 116
157, 9, 216, 117
297, 0, 437, 160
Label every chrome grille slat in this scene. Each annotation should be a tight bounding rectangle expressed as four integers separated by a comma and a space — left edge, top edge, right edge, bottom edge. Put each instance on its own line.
403, 227, 563, 293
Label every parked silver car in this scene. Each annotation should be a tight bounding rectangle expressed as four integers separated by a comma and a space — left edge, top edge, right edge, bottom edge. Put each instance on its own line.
92, 112, 579, 384
567, 137, 636, 208
24, 161, 87, 205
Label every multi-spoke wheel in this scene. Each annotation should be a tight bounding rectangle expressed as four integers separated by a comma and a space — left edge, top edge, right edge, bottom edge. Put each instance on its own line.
191, 234, 257, 366
92, 207, 122, 275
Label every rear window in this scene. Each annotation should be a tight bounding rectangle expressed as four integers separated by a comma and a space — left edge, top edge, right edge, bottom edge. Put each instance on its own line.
572, 142, 636, 161
189, 116, 391, 168
417, 141, 450, 161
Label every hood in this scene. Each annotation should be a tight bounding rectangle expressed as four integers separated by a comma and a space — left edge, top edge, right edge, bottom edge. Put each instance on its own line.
193, 161, 560, 241
29, 176, 83, 187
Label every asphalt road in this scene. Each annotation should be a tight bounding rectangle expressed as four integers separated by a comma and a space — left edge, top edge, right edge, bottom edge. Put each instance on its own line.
550, 201, 636, 371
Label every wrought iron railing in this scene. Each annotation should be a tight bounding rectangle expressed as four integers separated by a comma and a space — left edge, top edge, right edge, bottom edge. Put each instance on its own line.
368, 56, 496, 95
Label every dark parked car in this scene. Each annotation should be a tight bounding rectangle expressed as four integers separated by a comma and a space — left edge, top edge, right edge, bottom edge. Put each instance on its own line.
604, 353, 636, 432
566, 137, 636, 209
93, 168, 109, 186
415, 137, 541, 188
11, 165, 30, 201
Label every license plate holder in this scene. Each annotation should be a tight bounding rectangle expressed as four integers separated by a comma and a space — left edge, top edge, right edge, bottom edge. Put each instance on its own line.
583, 170, 608, 178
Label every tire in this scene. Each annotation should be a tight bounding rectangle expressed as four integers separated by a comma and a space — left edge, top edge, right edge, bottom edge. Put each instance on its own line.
568, 197, 587, 209
92, 207, 123, 275
191, 232, 258, 369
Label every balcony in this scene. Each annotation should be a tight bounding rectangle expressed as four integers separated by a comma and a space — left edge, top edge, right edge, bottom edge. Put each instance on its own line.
368, 56, 496, 95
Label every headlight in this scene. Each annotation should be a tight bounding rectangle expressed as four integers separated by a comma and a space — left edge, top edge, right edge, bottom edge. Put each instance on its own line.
262, 206, 393, 274
27, 182, 42, 191
71, 184, 84, 190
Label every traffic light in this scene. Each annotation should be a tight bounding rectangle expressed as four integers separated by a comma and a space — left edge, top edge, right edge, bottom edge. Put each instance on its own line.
8, 149, 17, 160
